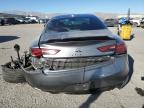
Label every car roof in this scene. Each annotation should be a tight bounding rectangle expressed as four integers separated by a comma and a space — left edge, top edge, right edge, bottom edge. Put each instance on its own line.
52, 14, 97, 20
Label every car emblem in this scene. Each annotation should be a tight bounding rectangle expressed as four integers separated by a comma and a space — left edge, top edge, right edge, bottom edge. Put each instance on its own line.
75, 49, 82, 53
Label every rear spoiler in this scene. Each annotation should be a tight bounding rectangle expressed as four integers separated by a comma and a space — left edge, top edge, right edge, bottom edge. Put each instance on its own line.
42, 36, 115, 43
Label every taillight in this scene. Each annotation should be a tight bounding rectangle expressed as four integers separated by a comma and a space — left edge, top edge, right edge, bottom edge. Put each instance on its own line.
31, 48, 42, 58
42, 49, 60, 55
31, 48, 60, 58
115, 43, 127, 54
97, 45, 116, 52
97, 43, 127, 55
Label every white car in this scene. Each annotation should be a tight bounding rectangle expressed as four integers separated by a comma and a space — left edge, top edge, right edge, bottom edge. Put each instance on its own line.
130, 18, 142, 27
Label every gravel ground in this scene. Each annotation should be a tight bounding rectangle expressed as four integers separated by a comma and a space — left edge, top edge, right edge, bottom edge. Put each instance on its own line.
0, 24, 144, 108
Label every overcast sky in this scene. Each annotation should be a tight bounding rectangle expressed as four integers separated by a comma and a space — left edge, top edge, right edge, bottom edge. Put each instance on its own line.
0, 0, 144, 13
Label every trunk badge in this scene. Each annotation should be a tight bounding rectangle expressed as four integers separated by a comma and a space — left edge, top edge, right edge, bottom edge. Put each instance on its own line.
75, 49, 82, 53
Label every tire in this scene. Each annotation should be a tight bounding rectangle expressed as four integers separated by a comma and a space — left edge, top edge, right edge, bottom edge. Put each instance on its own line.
1, 62, 26, 83
120, 75, 130, 88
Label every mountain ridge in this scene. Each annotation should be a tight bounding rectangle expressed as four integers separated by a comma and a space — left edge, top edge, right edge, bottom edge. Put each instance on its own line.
1, 10, 144, 19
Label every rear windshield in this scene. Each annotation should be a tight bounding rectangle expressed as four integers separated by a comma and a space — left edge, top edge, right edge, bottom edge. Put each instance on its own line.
45, 16, 106, 32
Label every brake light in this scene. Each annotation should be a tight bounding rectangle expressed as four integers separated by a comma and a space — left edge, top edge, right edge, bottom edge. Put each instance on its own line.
115, 43, 127, 54
97, 45, 116, 52
31, 48, 60, 58
97, 43, 127, 55
31, 48, 42, 58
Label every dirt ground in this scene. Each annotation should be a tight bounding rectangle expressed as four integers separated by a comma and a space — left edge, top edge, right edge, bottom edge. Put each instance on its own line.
0, 24, 144, 108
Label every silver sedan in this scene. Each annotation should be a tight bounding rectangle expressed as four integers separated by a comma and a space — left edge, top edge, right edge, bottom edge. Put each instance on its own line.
24, 14, 130, 93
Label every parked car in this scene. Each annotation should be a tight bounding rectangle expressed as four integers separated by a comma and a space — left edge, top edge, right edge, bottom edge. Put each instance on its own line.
0, 18, 2, 25
0, 18, 5, 26
22, 18, 30, 24
23, 18, 38, 24
39, 18, 49, 24
140, 18, 144, 28
25, 16, 39, 23
130, 18, 141, 27
24, 14, 130, 93
15, 18, 25, 24
104, 18, 118, 27
5, 18, 21, 25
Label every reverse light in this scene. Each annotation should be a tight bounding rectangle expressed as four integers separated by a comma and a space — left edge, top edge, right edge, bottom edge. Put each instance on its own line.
42, 49, 60, 55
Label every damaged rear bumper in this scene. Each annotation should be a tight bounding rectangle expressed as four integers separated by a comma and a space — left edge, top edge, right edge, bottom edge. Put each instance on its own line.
24, 55, 129, 93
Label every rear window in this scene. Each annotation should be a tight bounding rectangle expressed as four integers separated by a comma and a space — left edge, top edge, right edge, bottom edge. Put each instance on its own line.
45, 16, 106, 32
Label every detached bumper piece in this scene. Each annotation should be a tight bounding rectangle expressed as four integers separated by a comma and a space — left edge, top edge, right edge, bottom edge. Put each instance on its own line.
1, 44, 32, 83
1, 61, 26, 83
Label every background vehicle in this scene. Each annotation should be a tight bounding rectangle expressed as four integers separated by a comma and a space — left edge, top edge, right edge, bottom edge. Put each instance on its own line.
25, 16, 39, 23
140, 18, 144, 28
24, 14, 129, 93
130, 18, 141, 27
39, 18, 49, 24
15, 18, 26, 24
104, 18, 118, 27
0, 18, 5, 26
22, 18, 37, 24
5, 18, 21, 25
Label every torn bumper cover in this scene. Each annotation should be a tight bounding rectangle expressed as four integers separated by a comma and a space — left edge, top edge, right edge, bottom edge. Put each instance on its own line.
24, 55, 129, 93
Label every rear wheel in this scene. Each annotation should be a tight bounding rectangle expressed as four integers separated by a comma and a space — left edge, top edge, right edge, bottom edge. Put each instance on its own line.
119, 74, 131, 88
1, 62, 26, 83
